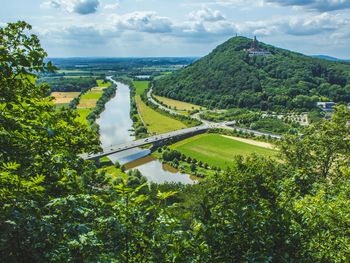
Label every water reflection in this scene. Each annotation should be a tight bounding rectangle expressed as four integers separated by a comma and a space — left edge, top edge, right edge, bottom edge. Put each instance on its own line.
126, 156, 196, 184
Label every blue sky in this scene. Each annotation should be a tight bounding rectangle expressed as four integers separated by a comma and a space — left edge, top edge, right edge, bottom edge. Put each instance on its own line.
1, 0, 349, 58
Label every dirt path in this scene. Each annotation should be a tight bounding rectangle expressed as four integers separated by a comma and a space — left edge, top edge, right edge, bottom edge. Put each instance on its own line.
221, 135, 276, 149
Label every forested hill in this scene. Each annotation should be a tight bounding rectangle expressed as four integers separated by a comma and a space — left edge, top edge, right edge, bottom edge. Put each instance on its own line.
153, 36, 350, 111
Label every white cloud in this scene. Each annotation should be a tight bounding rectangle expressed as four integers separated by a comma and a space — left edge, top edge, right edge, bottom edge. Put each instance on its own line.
189, 7, 225, 22
104, 1, 119, 10
41, 0, 100, 15
114, 12, 173, 33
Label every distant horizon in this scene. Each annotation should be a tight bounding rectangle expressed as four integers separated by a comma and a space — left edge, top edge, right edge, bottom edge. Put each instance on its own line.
2, 0, 349, 59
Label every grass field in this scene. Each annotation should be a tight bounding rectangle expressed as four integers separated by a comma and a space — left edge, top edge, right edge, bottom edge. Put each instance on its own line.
76, 108, 92, 124
134, 81, 149, 95
170, 134, 277, 168
154, 95, 203, 111
133, 80, 187, 134
97, 79, 111, 87
51, 92, 80, 104
135, 96, 187, 134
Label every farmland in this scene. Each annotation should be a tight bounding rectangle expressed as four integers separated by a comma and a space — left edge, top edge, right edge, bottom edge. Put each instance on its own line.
133, 81, 187, 134
51, 92, 80, 105
154, 95, 203, 111
170, 133, 277, 168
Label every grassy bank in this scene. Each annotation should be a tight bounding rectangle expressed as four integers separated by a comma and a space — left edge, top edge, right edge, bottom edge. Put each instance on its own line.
133, 81, 187, 134
170, 133, 277, 168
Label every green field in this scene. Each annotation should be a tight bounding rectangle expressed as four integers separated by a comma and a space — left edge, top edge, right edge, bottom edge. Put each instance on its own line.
97, 79, 111, 87
133, 81, 187, 134
170, 134, 277, 168
80, 92, 103, 100
154, 95, 203, 111
76, 108, 92, 124
134, 81, 149, 95
135, 96, 186, 134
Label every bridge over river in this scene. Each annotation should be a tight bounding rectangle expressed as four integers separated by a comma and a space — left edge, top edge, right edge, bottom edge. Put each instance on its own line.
83, 125, 209, 160
82, 119, 281, 161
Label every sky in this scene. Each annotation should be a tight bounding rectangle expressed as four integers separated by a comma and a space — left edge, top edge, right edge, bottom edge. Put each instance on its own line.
1, 0, 350, 58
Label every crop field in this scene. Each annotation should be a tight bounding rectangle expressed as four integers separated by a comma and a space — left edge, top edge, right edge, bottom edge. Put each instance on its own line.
51, 92, 80, 104
78, 81, 106, 108
135, 96, 186, 134
154, 95, 203, 111
170, 134, 277, 168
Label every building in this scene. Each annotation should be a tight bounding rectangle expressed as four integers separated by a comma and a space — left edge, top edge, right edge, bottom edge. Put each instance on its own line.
317, 102, 336, 112
245, 36, 271, 57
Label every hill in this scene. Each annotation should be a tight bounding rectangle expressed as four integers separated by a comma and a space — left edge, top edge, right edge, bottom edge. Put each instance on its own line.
153, 36, 350, 111
312, 55, 350, 62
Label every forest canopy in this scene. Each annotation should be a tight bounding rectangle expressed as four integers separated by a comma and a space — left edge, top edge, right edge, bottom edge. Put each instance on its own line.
154, 36, 350, 111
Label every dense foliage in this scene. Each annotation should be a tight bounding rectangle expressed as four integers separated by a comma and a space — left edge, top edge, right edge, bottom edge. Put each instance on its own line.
2, 22, 350, 262
86, 82, 116, 126
39, 76, 97, 92
154, 36, 350, 111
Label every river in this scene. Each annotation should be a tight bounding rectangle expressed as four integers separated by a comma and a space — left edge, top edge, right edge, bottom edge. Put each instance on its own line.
96, 79, 194, 184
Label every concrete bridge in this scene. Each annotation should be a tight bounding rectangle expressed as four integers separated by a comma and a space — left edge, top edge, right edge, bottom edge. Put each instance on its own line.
83, 125, 209, 160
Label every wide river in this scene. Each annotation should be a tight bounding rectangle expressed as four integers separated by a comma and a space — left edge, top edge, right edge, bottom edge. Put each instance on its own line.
96, 80, 194, 184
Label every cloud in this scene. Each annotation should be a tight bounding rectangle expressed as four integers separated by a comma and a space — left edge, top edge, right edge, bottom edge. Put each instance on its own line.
265, 0, 350, 11
41, 0, 100, 15
189, 7, 225, 22
114, 12, 173, 33
104, 2, 120, 10
234, 12, 349, 37
282, 13, 349, 35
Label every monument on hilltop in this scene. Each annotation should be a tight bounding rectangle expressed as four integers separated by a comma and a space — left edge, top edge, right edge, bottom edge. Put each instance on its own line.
245, 36, 271, 57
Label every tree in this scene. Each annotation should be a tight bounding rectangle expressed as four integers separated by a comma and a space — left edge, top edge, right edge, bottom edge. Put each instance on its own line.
0, 21, 101, 261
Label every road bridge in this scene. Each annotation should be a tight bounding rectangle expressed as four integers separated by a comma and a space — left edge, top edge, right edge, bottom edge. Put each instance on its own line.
83, 125, 209, 160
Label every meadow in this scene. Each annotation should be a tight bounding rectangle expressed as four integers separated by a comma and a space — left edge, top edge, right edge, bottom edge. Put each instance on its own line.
154, 95, 203, 111
133, 81, 187, 134
170, 133, 277, 168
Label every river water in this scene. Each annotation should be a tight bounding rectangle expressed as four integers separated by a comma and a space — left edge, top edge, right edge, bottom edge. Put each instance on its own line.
96, 80, 194, 184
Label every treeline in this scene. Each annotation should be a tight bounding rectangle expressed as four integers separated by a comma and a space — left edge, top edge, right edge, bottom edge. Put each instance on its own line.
130, 81, 148, 138
86, 83, 116, 129
39, 76, 97, 92
154, 36, 350, 112
158, 147, 220, 178
200, 108, 261, 123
